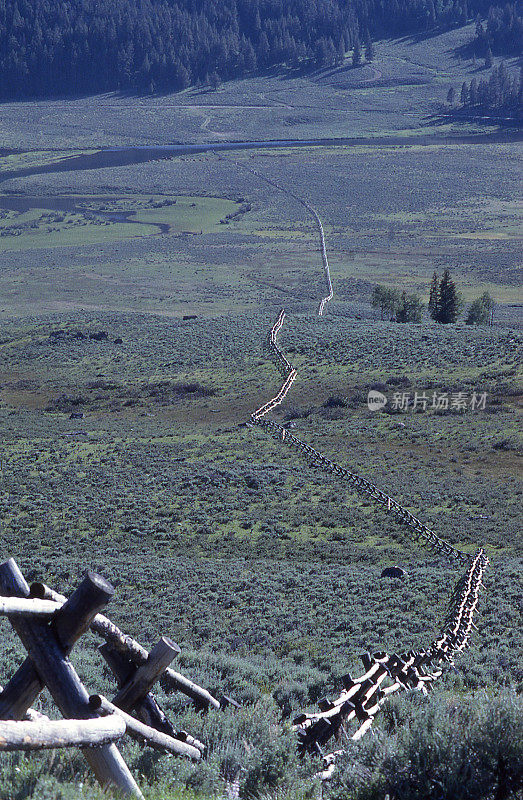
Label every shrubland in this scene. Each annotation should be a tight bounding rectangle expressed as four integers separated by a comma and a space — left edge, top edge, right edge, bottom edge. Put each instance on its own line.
0, 310, 520, 798
0, 30, 520, 795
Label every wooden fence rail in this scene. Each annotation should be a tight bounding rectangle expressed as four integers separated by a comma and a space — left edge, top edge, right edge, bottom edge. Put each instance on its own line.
30, 582, 221, 710
247, 312, 489, 782
0, 715, 126, 752
250, 310, 469, 563
218, 156, 334, 316
0, 558, 224, 796
293, 549, 489, 779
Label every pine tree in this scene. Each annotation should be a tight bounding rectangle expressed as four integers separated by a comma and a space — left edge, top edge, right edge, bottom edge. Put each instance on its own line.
485, 45, 493, 68
364, 29, 374, 61
475, 16, 485, 40
352, 38, 361, 67
209, 71, 221, 89
258, 31, 270, 66
337, 36, 345, 64
428, 272, 440, 320
470, 77, 478, 104
437, 269, 461, 324
447, 87, 456, 104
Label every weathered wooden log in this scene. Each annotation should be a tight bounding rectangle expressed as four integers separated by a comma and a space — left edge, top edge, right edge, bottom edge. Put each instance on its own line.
219, 695, 242, 710
0, 686, 48, 723
100, 646, 206, 755
0, 571, 114, 721
315, 761, 336, 781
0, 559, 143, 799
53, 571, 115, 652
174, 730, 206, 755
159, 665, 221, 710
30, 583, 166, 665
0, 596, 60, 617
99, 643, 177, 737
23, 707, 50, 722
89, 696, 201, 760
111, 637, 179, 712
32, 582, 221, 710
352, 717, 374, 741
0, 715, 126, 751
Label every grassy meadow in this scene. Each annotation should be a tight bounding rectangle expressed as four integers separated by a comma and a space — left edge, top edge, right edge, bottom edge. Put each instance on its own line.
0, 24, 521, 800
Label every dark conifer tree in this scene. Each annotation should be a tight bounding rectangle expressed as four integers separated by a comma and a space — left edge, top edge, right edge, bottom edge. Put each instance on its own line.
352, 37, 362, 67
365, 35, 375, 61
458, 62, 522, 117
470, 76, 478, 104
437, 269, 461, 324
428, 272, 440, 321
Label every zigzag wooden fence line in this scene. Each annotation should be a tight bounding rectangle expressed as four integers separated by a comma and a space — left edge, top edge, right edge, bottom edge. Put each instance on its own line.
250, 309, 469, 563
294, 549, 489, 778
0, 160, 490, 794
0, 558, 229, 797
248, 310, 488, 780
218, 155, 333, 315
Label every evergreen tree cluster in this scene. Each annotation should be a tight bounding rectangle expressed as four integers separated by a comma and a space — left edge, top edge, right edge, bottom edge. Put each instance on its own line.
459, 62, 523, 117
0, 0, 492, 99
429, 269, 463, 324
473, 2, 523, 56
373, 273, 497, 326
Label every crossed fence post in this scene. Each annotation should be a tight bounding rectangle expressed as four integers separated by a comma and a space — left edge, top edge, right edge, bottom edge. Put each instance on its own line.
0, 557, 222, 795
0, 558, 143, 797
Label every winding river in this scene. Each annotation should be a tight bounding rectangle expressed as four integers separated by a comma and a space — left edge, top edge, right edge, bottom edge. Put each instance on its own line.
2, 130, 521, 185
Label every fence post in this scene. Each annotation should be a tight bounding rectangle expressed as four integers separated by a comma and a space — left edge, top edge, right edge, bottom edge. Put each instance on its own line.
0, 568, 114, 720
32, 582, 221, 710
112, 637, 179, 710
0, 559, 143, 798
99, 642, 176, 735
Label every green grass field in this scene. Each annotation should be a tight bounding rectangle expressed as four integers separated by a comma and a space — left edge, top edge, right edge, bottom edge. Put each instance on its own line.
0, 23, 521, 800
0, 194, 240, 252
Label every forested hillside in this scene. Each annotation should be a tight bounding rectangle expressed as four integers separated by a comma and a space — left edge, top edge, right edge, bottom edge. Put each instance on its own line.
472, 1, 523, 55
459, 62, 522, 117
0, 0, 505, 99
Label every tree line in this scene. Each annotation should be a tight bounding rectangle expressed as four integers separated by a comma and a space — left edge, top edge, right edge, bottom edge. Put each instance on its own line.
372, 270, 495, 324
472, 2, 523, 56
452, 62, 523, 118
0, 0, 500, 99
